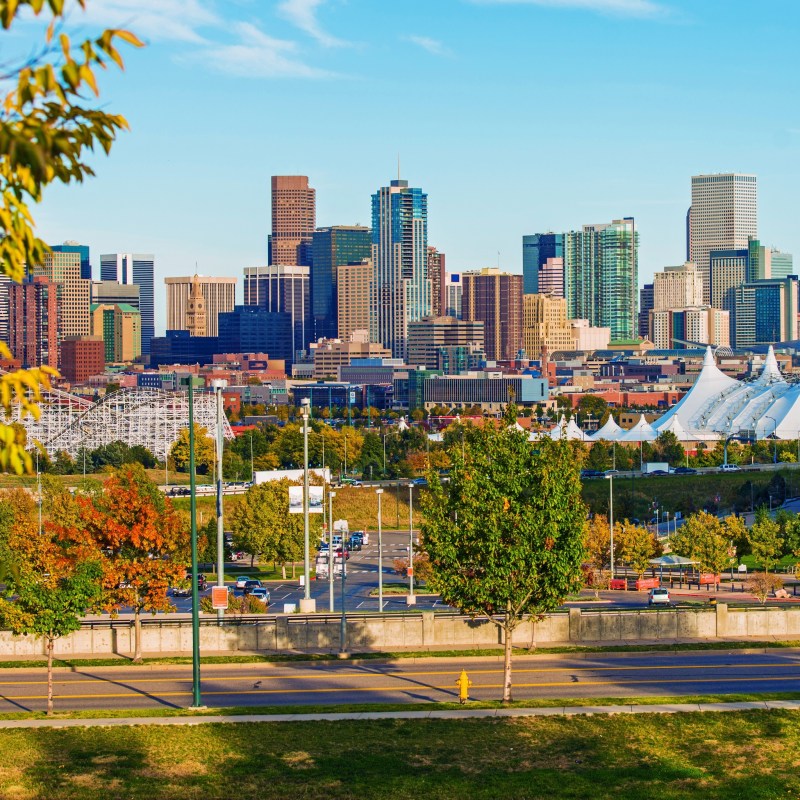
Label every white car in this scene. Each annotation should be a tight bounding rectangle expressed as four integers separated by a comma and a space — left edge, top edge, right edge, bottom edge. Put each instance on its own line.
234, 576, 251, 590
719, 463, 741, 472
648, 587, 671, 606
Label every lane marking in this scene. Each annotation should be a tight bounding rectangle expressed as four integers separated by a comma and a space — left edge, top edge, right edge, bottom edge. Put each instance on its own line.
0, 661, 796, 687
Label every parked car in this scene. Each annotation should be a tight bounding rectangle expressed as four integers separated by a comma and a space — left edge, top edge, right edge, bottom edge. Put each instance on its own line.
243, 579, 263, 593
673, 466, 697, 475
248, 587, 270, 605
719, 463, 741, 472
334, 547, 350, 561
648, 587, 671, 606
349, 535, 362, 552
317, 540, 330, 552
411, 477, 428, 487
337, 477, 363, 488
235, 576, 251, 589
649, 469, 669, 476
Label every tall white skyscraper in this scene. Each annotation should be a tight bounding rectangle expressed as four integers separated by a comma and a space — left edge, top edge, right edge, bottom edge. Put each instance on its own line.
653, 262, 704, 311
689, 173, 757, 304
100, 254, 155, 354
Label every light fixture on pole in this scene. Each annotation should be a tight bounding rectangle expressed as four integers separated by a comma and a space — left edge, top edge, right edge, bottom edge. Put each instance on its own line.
339, 526, 348, 655
605, 472, 615, 580
299, 398, 316, 613
376, 488, 384, 612
211, 378, 227, 623
407, 483, 416, 605
328, 490, 335, 612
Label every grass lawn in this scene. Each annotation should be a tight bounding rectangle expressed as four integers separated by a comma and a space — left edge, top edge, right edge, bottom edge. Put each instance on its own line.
0, 710, 798, 798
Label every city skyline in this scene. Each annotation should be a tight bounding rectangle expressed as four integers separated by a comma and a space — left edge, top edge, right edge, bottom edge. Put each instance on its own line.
25, 0, 799, 323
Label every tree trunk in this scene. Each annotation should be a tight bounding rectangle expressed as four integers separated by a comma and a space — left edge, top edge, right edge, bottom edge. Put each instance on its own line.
46, 636, 54, 716
250, 554, 255, 568
281, 564, 287, 580
133, 609, 142, 663
292, 562, 296, 579
502, 601, 514, 704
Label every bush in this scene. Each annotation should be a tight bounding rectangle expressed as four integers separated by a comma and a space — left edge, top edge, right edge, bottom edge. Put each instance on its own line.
199, 594, 269, 614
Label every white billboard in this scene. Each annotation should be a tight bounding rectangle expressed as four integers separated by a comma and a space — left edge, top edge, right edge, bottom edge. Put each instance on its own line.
288, 485, 324, 514
254, 468, 331, 485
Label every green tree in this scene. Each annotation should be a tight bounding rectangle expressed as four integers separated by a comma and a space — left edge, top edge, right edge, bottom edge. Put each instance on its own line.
576, 395, 608, 425
422, 407, 586, 703
0, 2, 141, 473
748, 508, 782, 572
670, 512, 739, 576
617, 521, 662, 577
654, 431, 685, 467
585, 440, 611, 472
170, 424, 215, 475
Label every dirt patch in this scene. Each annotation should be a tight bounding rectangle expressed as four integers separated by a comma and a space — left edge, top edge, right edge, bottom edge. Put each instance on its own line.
282, 751, 316, 769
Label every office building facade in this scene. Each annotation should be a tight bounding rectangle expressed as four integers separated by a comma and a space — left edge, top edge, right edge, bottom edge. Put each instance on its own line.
218, 305, 293, 364
427, 246, 446, 316
689, 173, 757, 303
164, 275, 236, 338
100, 253, 155, 354
269, 175, 315, 267
649, 307, 730, 349
522, 233, 564, 295
443, 273, 462, 319
564, 218, 638, 342
311, 225, 371, 340
407, 316, 485, 370
51, 241, 91, 281
638, 283, 654, 339
8, 276, 59, 369
91, 303, 142, 362
91, 280, 140, 309
734, 277, 799, 348
461, 269, 523, 361
370, 179, 429, 359
337, 260, 372, 343
522, 293, 575, 359
243, 265, 311, 362
60, 336, 104, 383
653, 262, 704, 311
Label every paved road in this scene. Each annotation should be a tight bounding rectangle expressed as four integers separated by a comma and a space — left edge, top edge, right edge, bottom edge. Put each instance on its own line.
4, 651, 800, 713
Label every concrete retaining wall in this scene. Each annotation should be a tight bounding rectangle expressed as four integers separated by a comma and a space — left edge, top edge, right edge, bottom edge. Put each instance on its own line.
1, 604, 798, 658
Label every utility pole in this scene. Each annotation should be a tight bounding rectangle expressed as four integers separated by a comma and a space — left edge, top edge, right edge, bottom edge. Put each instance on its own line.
187, 377, 202, 708
212, 379, 227, 623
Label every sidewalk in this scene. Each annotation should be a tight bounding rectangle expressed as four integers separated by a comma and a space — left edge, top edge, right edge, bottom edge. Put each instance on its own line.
1, 700, 797, 730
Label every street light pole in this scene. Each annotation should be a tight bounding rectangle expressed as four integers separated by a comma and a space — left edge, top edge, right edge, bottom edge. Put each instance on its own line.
211, 379, 227, 623
606, 472, 615, 580
339, 527, 348, 655
376, 488, 384, 612
300, 399, 315, 613
328, 490, 335, 612
407, 483, 415, 604
187, 377, 202, 708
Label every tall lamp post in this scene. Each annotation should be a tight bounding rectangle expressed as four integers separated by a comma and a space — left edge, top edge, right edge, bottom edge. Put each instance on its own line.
606, 472, 615, 580
407, 483, 416, 604
765, 415, 778, 464
328, 490, 335, 612
186, 377, 202, 708
376, 488, 384, 612
299, 399, 316, 613
339, 527, 348, 655
211, 379, 227, 623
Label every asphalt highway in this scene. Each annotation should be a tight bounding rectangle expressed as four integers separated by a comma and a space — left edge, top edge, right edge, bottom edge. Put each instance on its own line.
5, 651, 800, 713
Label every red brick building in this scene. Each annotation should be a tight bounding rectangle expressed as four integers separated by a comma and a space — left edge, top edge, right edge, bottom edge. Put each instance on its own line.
60, 336, 105, 384
8, 276, 59, 369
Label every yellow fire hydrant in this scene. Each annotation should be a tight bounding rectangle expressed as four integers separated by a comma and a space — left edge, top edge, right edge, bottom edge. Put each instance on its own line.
455, 669, 472, 704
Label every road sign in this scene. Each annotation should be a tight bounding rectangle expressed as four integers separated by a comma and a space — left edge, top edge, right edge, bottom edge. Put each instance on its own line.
407, 567, 413, 577
211, 586, 228, 610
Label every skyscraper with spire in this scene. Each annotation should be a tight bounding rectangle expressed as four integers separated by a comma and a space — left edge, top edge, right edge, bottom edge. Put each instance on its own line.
370, 178, 429, 359
185, 274, 207, 337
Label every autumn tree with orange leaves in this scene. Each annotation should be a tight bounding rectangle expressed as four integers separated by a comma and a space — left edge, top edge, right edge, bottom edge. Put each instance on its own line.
52, 464, 188, 662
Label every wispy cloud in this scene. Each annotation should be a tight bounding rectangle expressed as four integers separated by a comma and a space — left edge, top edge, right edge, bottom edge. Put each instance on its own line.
72, 0, 335, 79
470, 0, 667, 18
79, 0, 217, 44
203, 21, 336, 78
277, 0, 346, 47
405, 35, 451, 57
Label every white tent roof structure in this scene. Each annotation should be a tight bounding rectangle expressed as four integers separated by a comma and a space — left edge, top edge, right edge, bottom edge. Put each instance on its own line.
656, 414, 693, 442
653, 345, 799, 441
549, 415, 590, 441
590, 415, 623, 442
617, 414, 658, 442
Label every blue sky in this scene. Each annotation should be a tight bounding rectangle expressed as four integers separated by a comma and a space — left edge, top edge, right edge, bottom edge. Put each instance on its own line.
24, 0, 800, 331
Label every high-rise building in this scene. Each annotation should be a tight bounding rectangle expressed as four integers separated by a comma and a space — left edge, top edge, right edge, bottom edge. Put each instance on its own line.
427, 246, 446, 316
100, 253, 154, 354
311, 225, 371, 340
747, 238, 794, 281
370, 178, 429, 359
91, 303, 141, 363
538, 257, 564, 297
217, 305, 293, 363
184, 275, 208, 337
709, 248, 748, 343
337, 260, 372, 343
0, 274, 12, 347
653, 262, 704, 311
648, 307, 730, 349
444, 273, 462, 319
564, 218, 638, 342
34, 250, 91, 349
770, 250, 794, 280
638, 283, 654, 339
51, 241, 91, 280
522, 233, 564, 295
243, 265, 311, 363
312, 339, 393, 380
407, 316, 485, 369
8, 276, 59, 368
734, 277, 799, 348
689, 173, 757, 304
461, 268, 523, 361
91, 280, 140, 309
522, 294, 576, 359
269, 175, 315, 267
164, 275, 236, 338
59, 336, 104, 383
